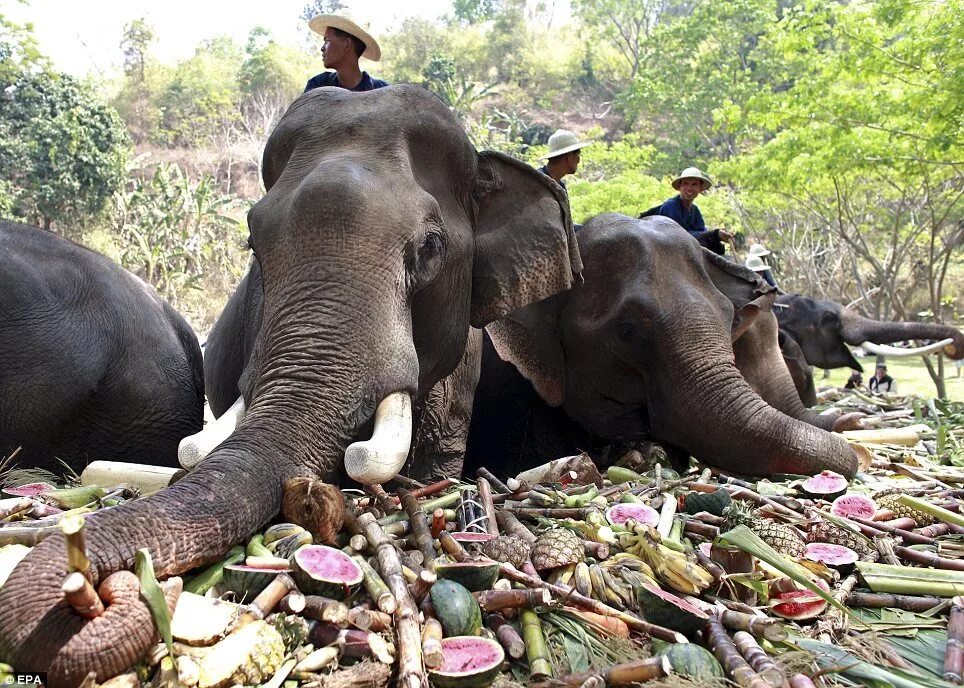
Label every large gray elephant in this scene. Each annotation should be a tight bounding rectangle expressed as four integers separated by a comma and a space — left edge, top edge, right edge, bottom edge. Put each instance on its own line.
776, 293, 964, 401
0, 86, 581, 685
467, 214, 859, 480
0, 221, 203, 474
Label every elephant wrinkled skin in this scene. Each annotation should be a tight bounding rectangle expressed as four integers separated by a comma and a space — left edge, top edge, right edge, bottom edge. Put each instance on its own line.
469, 214, 859, 479
0, 86, 581, 685
0, 221, 203, 474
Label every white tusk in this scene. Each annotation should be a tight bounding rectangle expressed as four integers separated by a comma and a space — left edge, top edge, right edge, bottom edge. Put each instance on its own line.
178, 396, 246, 470
344, 392, 412, 485
859, 339, 954, 358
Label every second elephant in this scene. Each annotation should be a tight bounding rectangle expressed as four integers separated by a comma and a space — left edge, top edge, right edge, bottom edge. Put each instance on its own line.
467, 214, 860, 479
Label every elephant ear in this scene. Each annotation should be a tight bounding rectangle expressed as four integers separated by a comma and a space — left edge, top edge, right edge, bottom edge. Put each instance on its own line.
486, 293, 567, 406
470, 151, 583, 327
701, 249, 777, 341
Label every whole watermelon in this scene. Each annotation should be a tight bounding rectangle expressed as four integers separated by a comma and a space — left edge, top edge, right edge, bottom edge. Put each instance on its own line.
430, 579, 482, 637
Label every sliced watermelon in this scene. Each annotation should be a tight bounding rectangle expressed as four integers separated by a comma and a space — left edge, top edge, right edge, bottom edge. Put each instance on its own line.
428, 636, 504, 688
292, 545, 364, 600
605, 503, 659, 528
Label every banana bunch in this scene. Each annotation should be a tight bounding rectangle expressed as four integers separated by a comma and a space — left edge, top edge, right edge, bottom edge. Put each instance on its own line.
563, 513, 617, 546
623, 524, 714, 596
600, 551, 657, 580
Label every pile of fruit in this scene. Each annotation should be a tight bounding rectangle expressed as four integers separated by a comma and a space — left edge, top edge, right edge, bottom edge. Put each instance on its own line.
3, 393, 964, 688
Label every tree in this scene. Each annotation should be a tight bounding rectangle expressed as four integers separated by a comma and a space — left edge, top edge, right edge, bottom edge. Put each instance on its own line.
0, 70, 130, 232
299, 0, 346, 24
121, 18, 154, 83
452, 0, 503, 24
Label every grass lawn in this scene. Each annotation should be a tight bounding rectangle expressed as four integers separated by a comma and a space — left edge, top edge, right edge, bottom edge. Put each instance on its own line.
818, 355, 964, 402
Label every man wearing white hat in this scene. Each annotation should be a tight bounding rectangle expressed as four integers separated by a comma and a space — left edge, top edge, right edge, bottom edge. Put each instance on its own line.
304, 14, 388, 93
538, 129, 590, 189
654, 166, 733, 255
746, 243, 778, 288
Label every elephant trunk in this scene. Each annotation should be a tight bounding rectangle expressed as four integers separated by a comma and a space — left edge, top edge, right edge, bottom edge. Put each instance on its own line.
0, 402, 349, 685
654, 331, 859, 478
840, 314, 964, 360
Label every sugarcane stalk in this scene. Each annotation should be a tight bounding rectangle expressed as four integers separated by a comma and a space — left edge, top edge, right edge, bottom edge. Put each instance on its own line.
945, 602, 964, 684
352, 555, 397, 615
704, 616, 771, 688
421, 617, 444, 670
340, 628, 395, 664
875, 535, 902, 566
430, 508, 446, 538
520, 608, 552, 682
505, 507, 595, 520
684, 520, 720, 539
61, 514, 91, 578
733, 631, 787, 688
845, 591, 949, 612
899, 495, 964, 528
496, 510, 537, 543
895, 544, 964, 571
349, 606, 392, 632
247, 572, 297, 620
843, 513, 934, 545
477, 468, 511, 494
391, 479, 458, 503
684, 596, 787, 642
703, 594, 759, 616
693, 548, 725, 583
62, 571, 104, 619
584, 541, 609, 560
398, 489, 437, 565
184, 545, 246, 595
378, 491, 462, 526
475, 588, 551, 612
366, 484, 398, 515
0, 526, 56, 546
408, 569, 436, 605
477, 478, 500, 536
357, 512, 424, 688
656, 493, 676, 539
541, 657, 671, 687
302, 595, 350, 626
278, 592, 306, 615
486, 613, 525, 659
880, 517, 917, 531
923, 523, 955, 537
856, 561, 964, 596
438, 531, 686, 643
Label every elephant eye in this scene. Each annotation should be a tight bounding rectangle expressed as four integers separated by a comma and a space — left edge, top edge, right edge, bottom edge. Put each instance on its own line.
408, 231, 445, 292
246, 235, 256, 253
615, 322, 638, 342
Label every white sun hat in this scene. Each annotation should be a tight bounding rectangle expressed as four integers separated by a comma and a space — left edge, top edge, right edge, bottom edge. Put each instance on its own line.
748, 243, 772, 258
309, 14, 382, 62
745, 255, 771, 272
671, 166, 713, 190
543, 130, 591, 159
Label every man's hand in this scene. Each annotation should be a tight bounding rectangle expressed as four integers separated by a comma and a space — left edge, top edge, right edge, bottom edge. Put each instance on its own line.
718, 229, 735, 241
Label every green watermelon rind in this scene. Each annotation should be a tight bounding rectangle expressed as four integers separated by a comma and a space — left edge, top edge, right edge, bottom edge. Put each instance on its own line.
636, 584, 709, 636
434, 561, 500, 592
658, 642, 725, 679
430, 579, 482, 637
292, 545, 364, 601
222, 564, 285, 600
428, 636, 505, 688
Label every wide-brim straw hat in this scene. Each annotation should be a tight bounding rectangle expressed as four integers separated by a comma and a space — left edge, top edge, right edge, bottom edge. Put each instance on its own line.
543, 129, 591, 159
309, 14, 381, 62
745, 255, 771, 272
748, 243, 771, 258
671, 166, 712, 191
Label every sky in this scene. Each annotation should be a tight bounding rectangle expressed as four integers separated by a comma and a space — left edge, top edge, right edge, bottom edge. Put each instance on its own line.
4, 0, 458, 77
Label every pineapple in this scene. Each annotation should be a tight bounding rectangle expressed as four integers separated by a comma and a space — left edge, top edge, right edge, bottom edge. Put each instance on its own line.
807, 520, 873, 557
480, 535, 532, 568
530, 528, 585, 571
724, 501, 807, 558
874, 491, 937, 526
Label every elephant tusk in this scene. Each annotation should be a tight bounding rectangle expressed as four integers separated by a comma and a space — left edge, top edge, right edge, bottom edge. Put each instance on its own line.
859, 339, 954, 358
344, 392, 412, 485
178, 395, 246, 470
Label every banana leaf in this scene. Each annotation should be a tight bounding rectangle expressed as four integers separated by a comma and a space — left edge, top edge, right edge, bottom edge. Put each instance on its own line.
135, 548, 173, 657
716, 525, 857, 620
796, 639, 954, 688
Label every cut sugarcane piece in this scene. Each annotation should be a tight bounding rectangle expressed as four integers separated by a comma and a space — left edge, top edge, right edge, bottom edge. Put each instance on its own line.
840, 425, 928, 446
80, 461, 186, 495
856, 561, 964, 596
171, 592, 242, 646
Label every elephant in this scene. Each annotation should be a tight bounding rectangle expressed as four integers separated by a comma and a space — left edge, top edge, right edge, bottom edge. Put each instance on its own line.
0, 221, 204, 475
466, 213, 860, 480
0, 85, 581, 685
775, 293, 964, 401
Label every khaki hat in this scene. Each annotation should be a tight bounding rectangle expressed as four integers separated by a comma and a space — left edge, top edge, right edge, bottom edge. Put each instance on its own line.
748, 243, 771, 258
671, 166, 712, 190
745, 255, 771, 272
309, 14, 382, 62
544, 129, 591, 159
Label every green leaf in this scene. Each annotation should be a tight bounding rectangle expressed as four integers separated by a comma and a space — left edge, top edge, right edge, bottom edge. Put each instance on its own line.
135, 548, 174, 658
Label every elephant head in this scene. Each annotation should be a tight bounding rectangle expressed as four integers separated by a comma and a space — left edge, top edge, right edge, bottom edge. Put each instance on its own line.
487, 214, 859, 479
0, 85, 581, 685
775, 294, 964, 371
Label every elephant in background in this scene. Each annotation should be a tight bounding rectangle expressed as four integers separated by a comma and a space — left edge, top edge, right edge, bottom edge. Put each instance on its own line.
776, 294, 964, 401
0, 85, 581, 685
467, 214, 860, 480
0, 221, 204, 475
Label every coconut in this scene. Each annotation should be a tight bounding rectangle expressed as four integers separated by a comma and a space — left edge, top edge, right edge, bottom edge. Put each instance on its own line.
830, 494, 877, 520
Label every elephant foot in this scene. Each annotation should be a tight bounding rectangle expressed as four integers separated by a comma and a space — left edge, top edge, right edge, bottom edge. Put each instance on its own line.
832, 412, 866, 432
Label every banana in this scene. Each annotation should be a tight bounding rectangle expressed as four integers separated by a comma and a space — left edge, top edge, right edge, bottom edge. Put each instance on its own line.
601, 567, 634, 608
573, 562, 593, 598
548, 563, 576, 587
263, 523, 306, 547
588, 563, 609, 602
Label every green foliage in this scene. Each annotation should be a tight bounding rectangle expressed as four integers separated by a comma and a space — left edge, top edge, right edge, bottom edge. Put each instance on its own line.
110, 163, 248, 307
121, 18, 154, 82
0, 68, 130, 232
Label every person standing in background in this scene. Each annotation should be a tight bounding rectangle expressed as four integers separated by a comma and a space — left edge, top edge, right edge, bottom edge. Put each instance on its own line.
304, 14, 388, 93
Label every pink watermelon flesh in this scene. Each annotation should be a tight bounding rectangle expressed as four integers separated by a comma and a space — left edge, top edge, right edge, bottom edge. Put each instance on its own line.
451, 532, 495, 543
606, 504, 659, 527
295, 546, 363, 584
800, 471, 848, 498
830, 494, 877, 520
3, 482, 55, 498
805, 542, 858, 567
698, 542, 713, 559
771, 580, 829, 620
437, 637, 504, 674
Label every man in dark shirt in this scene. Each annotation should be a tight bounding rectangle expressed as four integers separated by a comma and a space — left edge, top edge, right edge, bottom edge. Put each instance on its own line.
654, 167, 733, 255
537, 129, 590, 190
868, 363, 897, 394
305, 15, 388, 93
